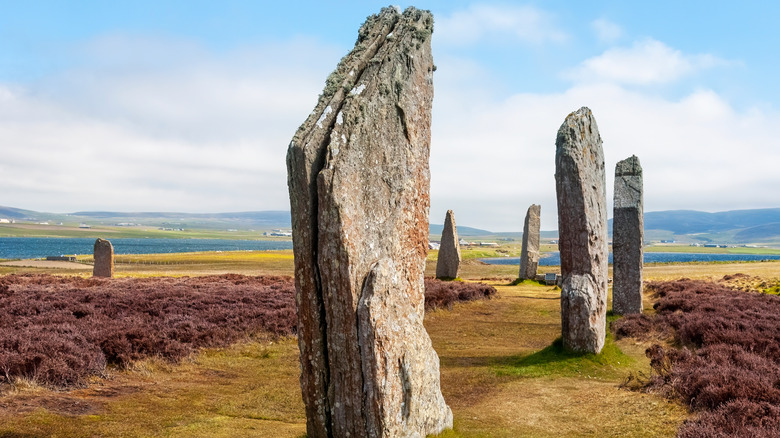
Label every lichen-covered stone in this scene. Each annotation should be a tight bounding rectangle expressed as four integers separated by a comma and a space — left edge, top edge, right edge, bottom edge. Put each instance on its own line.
555, 107, 608, 354
92, 238, 113, 278
613, 155, 644, 315
286, 6, 451, 437
436, 210, 461, 279
519, 204, 541, 280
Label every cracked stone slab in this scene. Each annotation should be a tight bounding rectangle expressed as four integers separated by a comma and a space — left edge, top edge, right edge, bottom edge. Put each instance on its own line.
613, 155, 644, 315
555, 107, 608, 354
436, 210, 461, 279
286, 6, 451, 437
519, 204, 541, 280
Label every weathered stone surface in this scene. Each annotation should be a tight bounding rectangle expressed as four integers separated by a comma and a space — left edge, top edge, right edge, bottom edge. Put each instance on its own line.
519, 204, 541, 280
436, 210, 461, 279
92, 238, 113, 278
286, 7, 451, 437
613, 155, 644, 315
555, 107, 608, 354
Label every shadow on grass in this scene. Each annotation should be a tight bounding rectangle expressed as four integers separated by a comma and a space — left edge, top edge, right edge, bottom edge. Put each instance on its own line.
492, 335, 634, 379
506, 278, 547, 287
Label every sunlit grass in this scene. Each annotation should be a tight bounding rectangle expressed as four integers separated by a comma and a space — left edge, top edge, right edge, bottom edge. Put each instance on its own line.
0, 339, 306, 437
494, 333, 635, 380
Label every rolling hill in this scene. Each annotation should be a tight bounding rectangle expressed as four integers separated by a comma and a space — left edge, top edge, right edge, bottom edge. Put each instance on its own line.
3, 206, 780, 244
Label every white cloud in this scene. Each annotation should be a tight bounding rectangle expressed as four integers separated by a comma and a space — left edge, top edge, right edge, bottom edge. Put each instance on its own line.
430, 57, 780, 230
591, 18, 623, 43
564, 38, 728, 85
434, 4, 567, 46
2, 29, 777, 234
0, 35, 341, 213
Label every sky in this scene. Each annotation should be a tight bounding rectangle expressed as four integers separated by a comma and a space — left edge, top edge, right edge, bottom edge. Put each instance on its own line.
1, 1, 778, 231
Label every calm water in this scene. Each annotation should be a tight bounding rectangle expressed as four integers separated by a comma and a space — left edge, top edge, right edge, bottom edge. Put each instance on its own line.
0, 237, 293, 260
481, 252, 780, 265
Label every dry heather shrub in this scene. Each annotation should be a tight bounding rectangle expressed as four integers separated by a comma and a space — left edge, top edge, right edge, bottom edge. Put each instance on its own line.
423, 279, 497, 310
613, 279, 780, 437
0, 274, 297, 387
0, 274, 496, 388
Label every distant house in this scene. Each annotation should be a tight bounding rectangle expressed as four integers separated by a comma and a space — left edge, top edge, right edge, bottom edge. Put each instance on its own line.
479, 242, 498, 247
428, 242, 440, 250
0, 218, 9, 224
46, 256, 76, 262
79, 223, 91, 229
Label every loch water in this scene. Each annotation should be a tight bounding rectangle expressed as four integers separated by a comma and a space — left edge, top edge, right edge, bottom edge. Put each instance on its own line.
480, 252, 780, 265
0, 237, 294, 260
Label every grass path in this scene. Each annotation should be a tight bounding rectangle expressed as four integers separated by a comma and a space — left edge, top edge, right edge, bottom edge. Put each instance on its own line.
427, 281, 687, 437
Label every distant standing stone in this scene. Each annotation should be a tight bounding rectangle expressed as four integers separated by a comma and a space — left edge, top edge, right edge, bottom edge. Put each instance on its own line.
436, 210, 461, 279
555, 107, 608, 354
92, 238, 114, 278
519, 204, 541, 280
613, 156, 644, 315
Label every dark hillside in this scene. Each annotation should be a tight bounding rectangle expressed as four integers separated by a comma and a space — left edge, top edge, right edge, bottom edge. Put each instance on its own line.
734, 222, 780, 241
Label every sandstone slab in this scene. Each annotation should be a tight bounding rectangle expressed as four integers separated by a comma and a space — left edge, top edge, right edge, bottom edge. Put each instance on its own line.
92, 238, 113, 278
554, 107, 608, 354
286, 7, 451, 437
436, 210, 461, 279
612, 155, 644, 315
519, 204, 541, 280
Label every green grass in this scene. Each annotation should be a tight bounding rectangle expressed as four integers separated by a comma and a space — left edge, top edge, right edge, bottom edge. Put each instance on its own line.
494, 333, 634, 380
0, 339, 307, 437
763, 283, 780, 295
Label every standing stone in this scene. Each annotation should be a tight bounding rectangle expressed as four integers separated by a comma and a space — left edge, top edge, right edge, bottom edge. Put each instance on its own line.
92, 238, 113, 278
555, 107, 608, 354
613, 156, 644, 315
286, 7, 451, 437
436, 210, 461, 279
518, 204, 541, 280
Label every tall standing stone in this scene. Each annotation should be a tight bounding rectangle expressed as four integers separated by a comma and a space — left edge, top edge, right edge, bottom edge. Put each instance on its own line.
436, 210, 461, 279
286, 7, 451, 437
92, 238, 113, 278
519, 204, 541, 280
555, 107, 608, 354
613, 156, 644, 315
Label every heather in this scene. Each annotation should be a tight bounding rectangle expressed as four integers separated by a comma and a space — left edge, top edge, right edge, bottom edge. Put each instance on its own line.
0, 274, 495, 388
613, 279, 780, 437
0, 274, 297, 387
424, 278, 497, 311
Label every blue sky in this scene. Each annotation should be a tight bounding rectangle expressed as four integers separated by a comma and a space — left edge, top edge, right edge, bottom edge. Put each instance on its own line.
1, 1, 778, 230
